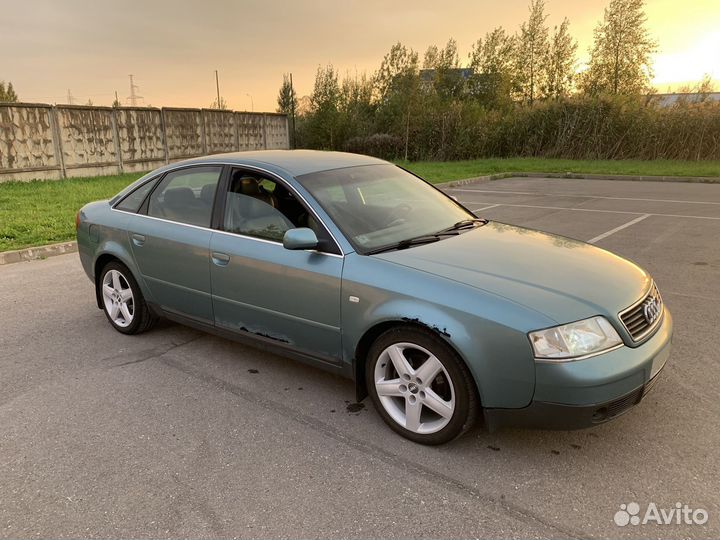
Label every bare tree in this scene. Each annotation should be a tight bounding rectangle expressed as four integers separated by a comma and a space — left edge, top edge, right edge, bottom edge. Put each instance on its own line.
210, 97, 228, 110
580, 0, 657, 95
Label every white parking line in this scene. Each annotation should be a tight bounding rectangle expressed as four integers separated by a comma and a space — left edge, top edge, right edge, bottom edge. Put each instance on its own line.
465, 201, 720, 220
451, 188, 720, 206
587, 214, 651, 244
473, 204, 501, 212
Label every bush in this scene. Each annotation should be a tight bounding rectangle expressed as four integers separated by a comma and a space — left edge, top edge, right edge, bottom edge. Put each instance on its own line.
298, 95, 720, 161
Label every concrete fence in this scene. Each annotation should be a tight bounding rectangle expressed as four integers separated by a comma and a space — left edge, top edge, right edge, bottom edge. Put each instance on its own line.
0, 103, 290, 182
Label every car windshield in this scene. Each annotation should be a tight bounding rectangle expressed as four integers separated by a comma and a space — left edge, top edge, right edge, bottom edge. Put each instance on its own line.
296, 164, 476, 253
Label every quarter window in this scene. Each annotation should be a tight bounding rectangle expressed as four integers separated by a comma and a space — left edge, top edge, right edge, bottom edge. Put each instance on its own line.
147, 166, 221, 227
115, 178, 159, 213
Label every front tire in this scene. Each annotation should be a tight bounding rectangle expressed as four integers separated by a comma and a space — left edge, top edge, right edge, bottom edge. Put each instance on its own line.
366, 327, 478, 445
99, 261, 155, 335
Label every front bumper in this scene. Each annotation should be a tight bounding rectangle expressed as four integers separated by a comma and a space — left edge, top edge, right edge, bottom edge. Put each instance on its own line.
485, 309, 673, 431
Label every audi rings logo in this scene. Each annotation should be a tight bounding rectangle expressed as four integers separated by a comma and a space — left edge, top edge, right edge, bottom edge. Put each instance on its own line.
642, 296, 661, 324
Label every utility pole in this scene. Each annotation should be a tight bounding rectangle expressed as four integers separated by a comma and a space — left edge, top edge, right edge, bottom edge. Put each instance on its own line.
66, 89, 74, 105
114, 90, 120, 107
245, 93, 254, 112
289, 73, 296, 149
127, 74, 142, 107
215, 70, 221, 109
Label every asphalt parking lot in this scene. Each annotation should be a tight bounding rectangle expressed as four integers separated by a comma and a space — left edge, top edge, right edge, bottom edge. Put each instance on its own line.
1, 176, 719, 539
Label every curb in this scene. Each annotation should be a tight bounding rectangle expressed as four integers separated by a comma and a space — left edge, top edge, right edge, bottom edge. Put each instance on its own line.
0, 241, 77, 265
435, 171, 720, 188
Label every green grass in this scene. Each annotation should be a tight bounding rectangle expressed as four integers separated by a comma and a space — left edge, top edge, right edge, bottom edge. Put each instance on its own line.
1, 157, 719, 252
0, 173, 143, 252
398, 158, 720, 184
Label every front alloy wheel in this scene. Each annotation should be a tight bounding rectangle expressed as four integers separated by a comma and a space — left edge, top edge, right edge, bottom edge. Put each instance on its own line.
367, 327, 477, 445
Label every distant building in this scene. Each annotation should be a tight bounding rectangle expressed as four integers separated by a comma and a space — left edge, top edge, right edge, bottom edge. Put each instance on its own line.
649, 92, 720, 107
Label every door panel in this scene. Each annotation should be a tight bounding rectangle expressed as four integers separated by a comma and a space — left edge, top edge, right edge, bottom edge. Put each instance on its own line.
128, 215, 214, 322
209, 232, 343, 361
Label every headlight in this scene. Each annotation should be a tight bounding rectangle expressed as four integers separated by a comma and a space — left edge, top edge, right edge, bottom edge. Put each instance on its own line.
529, 316, 622, 360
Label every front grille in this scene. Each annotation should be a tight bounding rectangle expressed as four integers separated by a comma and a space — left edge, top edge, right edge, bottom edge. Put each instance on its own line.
619, 283, 663, 341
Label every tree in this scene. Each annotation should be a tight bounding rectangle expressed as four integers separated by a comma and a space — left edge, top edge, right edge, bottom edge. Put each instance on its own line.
337, 72, 375, 144
515, 0, 550, 104
544, 18, 578, 98
305, 65, 341, 148
375, 42, 419, 102
0, 81, 19, 102
276, 74, 297, 115
422, 38, 464, 100
210, 97, 228, 110
580, 0, 657, 95
468, 27, 516, 106
374, 42, 422, 159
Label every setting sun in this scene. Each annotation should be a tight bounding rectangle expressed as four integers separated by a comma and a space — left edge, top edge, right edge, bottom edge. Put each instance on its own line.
653, 31, 720, 91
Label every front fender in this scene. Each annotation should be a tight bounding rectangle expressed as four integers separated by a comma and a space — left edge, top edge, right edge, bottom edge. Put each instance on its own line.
341, 254, 551, 408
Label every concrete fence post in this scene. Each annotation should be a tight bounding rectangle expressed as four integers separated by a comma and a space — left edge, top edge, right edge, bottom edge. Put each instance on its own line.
160, 108, 170, 164
200, 110, 208, 155
49, 106, 67, 179
262, 114, 268, 150
285, 115, 290, 150
234, 112, 240, 151
110, 108, 123, 174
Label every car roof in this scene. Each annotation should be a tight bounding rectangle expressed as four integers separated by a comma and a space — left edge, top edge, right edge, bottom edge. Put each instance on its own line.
175, 150, 387, 177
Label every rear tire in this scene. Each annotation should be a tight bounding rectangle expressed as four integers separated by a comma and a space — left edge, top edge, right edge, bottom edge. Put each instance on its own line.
366, 326, 478, 445
98, 261, 156, 335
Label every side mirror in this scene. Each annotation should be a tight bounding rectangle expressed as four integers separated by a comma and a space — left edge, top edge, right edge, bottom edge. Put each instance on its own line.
283, 227, 319, 250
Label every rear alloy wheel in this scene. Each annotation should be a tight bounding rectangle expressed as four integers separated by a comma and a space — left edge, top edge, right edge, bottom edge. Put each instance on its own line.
366, 327, 477, 445
99, 262, 155, 334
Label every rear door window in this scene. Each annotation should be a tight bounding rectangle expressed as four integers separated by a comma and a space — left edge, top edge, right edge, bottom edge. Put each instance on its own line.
147, 166, 222, 227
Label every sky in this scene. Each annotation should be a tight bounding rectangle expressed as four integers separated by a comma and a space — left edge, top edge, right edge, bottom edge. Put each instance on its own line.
2, 0, 719, 111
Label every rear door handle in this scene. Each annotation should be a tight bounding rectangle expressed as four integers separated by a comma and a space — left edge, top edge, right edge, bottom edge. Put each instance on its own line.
211, 251, 230, 266
131, 233, 146, 247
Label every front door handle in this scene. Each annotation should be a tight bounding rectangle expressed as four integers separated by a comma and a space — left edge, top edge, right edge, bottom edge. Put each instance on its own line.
131, 233, 146, 247
211, 251, 230, 266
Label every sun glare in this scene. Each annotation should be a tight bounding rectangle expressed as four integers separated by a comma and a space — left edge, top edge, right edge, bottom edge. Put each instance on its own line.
653, 31, 720, 91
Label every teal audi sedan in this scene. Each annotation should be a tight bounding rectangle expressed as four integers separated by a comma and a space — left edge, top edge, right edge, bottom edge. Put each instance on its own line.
76, 150, 672, 445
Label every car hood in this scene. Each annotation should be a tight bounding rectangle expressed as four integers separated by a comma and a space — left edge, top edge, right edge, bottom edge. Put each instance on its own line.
373, 222, 651, 324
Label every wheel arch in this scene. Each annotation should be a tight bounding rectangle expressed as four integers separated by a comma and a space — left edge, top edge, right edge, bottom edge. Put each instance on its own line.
92, 244, 143, 309
353, 319, 483, 406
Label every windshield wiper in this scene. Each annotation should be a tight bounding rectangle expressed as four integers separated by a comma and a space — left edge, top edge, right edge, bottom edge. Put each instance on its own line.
365, 234, 445, 255
435, 218, 488, 234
